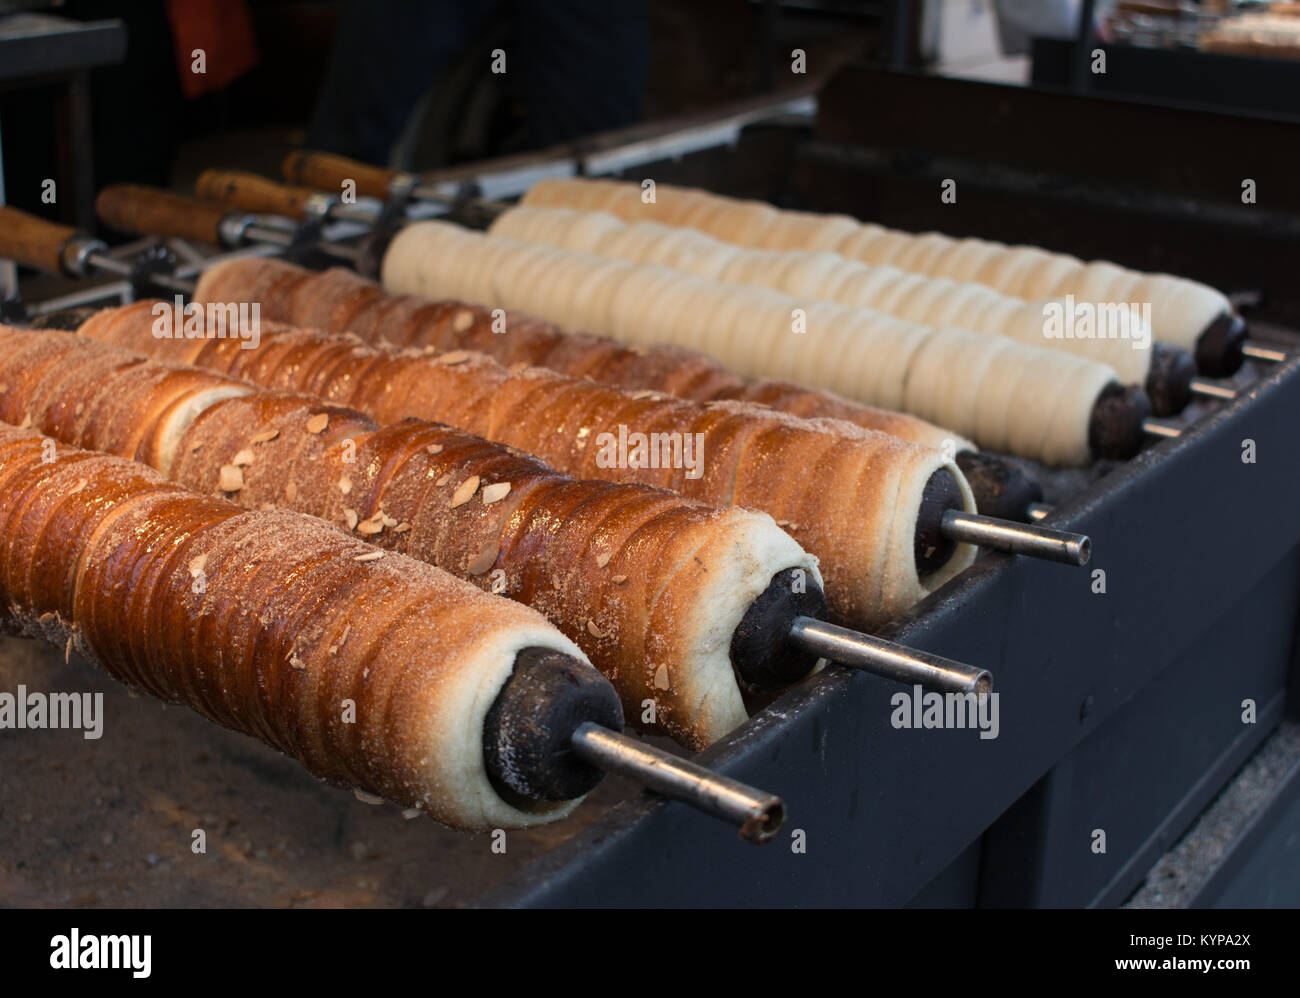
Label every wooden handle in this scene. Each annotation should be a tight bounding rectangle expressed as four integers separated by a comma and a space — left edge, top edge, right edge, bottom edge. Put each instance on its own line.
0, 205, 79, 273
195, 169, 324, 220
282, 150, 397, 199
95, 184, 229, 244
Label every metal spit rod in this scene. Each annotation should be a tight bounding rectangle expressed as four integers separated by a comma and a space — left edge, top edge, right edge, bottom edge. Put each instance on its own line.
570, 722, 784, 844
790, 616, 991, 697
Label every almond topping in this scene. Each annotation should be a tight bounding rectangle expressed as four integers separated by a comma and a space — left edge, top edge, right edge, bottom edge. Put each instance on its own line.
595, 552, 612, 568
188, 555, 208, 577
438, 350, 471, 365
357, 514, 385, 536
630, 390, 655, 400
612, 575, 628, 585
425, 443, 444, 455
452, 310, 474, 332
249, 427, 279, 444
481, 482, 511, 505
654, 664, 670, 690
586, 620, 605, 639
466, 539, 499, 576
305, 412, 329, 434
435, 473, 451, 487
393, 522, 412, 534
353, 551, 384, 562
338, 475, 352, 495
344, 508, 359, 530
285, 481, 298, 502
450, 475, 480, 507
218, 464, 244, 492
232, 448, 255, 467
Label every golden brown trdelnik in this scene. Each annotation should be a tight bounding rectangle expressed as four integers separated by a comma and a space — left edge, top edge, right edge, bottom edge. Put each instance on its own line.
76, 302, 977, 632
194, 256, 968, 452
0, 325, 817, 749
0, 421, 590, 830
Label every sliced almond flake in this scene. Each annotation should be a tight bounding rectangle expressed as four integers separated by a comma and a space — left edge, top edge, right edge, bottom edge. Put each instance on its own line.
612, 574, 628, 585
285, 481, 298, 502
357, 514, 385, 536
380, 512, 399, 527
353, 551, 384, 562
438, 350, 471, 366
218, 464, 244, 492
18, 413, 31, 430
259, 502, 275, 511
38, 611, 55, 625
466, 539, 499, 576
481, 482, 511, 505
586, 619, 605, 639
393, 522, 412, 534
249, 427, 279, 444
401, 808, 423, 820
353, 788, 385, 805
629, 390, 655, 400
654, 664, 670, 690
289, 652, 306, 670
452, 310, 475, 332
434, 473, 452, 487
425, 443, 444, 456
188, 555, 208, 578
232, 448, 255, 467
68, 478, 88, 496
343, 508, 359, 530
595, 552, 612, 568
338, 475, 352, 495
305, 412, 329, 434
450, 475, 480, 507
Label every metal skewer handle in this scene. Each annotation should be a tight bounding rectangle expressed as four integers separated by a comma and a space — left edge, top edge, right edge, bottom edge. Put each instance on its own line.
941, 509, 1090, 566
570, 723, 784, 844
789, 616, 991, 698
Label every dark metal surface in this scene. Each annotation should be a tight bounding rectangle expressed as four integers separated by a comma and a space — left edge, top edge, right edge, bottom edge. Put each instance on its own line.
0, 13, 125, 83
482, 354, 1300, 906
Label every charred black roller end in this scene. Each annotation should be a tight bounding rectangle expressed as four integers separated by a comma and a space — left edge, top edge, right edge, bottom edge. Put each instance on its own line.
483, 646, 623, 805
1195, 312, 1246, 379
915, 467, 963, 576
1146, 343, 1196, 416
27, 306, 100, 332
730, 567, 828, 691
954, 450, 1043, 522
1088, 383, 1152, 461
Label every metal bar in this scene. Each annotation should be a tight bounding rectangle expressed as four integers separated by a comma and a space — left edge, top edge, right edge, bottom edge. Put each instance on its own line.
1190, 378, 1238, 402
241, 222, 361, 263
941, 510, 1090, 566
789, 616, 991, 696
569, 722, 784, 844
1143, 418, 1183, 439
85, 252, 194, 294
1244, 342, 1288, 364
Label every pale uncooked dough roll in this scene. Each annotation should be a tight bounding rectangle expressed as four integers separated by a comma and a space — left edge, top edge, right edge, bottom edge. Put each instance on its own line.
382, 220, 1122, 464
493, 205, 1155, 385
521, 177, 1234, 350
